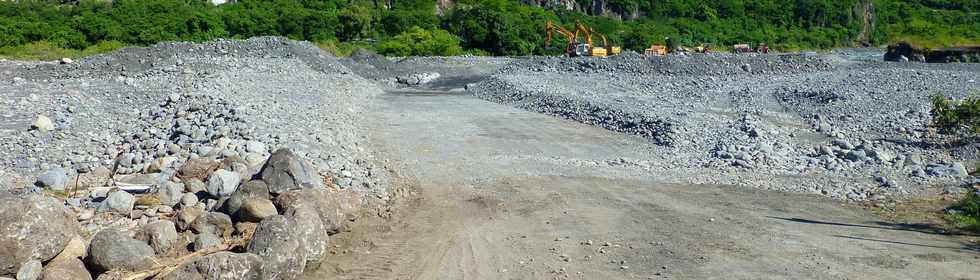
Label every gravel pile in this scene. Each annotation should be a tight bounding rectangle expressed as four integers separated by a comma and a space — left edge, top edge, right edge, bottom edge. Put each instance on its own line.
472, 54, 980, 200
0, 37, 389, 279
499, 52, 832, 76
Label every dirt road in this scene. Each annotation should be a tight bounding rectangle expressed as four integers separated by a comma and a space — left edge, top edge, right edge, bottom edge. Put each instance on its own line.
307, 89, 980, 279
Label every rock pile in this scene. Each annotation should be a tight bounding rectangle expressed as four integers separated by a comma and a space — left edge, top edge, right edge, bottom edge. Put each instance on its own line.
0, 37, 389, 280
1, 148, 364, 280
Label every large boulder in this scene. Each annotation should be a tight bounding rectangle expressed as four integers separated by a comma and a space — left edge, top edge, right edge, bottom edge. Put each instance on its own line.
281, 203, 329, 265
15, 260, 41, 280
217, 181, 270, 219
35, 168, 69, 191
176, 207, 204, 231
160, 252, 262, 280
157, 181, 184, 208
97, 191, 134, 214
206, 169, 241, 198
275, 188, 362, 234
260, 149, 321, 195
178, 158, 220, 181
238, 198, 278, 223
190, 212, 234, 238
86, 230, 155, 273
42, 257, 91, 280
0, 191, 77, 276
192, 233, 222, 252
246, 215, 306, 280
137, 221, 179, 254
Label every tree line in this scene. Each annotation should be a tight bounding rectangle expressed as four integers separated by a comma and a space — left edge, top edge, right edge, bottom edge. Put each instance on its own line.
0, 0, 977, 58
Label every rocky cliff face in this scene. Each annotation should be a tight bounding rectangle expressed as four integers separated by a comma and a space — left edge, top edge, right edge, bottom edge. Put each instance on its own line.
431, 0, 636, 19
522, 0, 639, 19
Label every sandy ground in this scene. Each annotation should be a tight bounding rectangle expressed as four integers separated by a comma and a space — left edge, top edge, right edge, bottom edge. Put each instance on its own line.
306, 89, 980, 280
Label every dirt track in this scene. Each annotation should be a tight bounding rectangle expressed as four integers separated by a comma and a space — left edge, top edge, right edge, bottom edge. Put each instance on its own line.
307, 89, 980, 279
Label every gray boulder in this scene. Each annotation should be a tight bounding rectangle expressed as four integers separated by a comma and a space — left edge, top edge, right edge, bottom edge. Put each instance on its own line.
97, 191, 134, 214
15, 260, 41, 280
218, 180, 270, 219
275, 188, 362, 234
137, 221, 179, 254
247, 215, 306, 280
281, 203, 329, 264
192, 232, 222, 252
180, 193, 199, 208
191, 212, 234, 238
42, 257, 91, 280
926, 163, 970, 178
238, 198, 278, 223
206, 169, 241, 198
35, 168, 69, 191
0, 192, 76, 276
31, 115, 54, 132
183, 178, 206, 195
160, 252, 262, 280
845, 150, 868, 162
158, 181, 184, 207
260, 149, 321, 195
176, 207, 204, 231
86, 230, 155, 272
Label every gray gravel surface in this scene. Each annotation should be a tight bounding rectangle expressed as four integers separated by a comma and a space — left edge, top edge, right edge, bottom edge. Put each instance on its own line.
0, 37, 388, 197
471, 53, 980, 200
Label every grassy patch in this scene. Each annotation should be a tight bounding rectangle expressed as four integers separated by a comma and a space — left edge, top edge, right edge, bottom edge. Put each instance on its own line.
872, 197, 952, 226
948, 192, 980, 233
0, 40, 125, 61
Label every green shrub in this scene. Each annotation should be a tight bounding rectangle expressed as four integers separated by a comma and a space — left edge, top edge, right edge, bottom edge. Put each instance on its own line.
949, 192, 980, 232
931, 94, 980, 135
377, 27, 463, 56
376, 40, 411, 57
315, 40, 370, 57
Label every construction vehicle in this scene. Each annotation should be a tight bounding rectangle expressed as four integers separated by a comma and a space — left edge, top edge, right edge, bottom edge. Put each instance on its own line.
592, 30, 621, 56
545, 20, 578, 57
694, 43, 711, 54
544, 20, 620, 58
645, 45, 668, 56
573, 21, 604, 57
732, 44, 753, 53
756, 43, 770, 54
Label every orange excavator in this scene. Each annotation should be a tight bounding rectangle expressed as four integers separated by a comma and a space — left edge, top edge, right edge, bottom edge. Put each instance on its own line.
591, 29, 621, 56
546, 20, 620, 57
545, 20, 578, 57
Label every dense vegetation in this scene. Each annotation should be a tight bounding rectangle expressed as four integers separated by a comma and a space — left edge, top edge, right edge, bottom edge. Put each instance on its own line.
931, 94, 980, 136
0, 0, 978, 59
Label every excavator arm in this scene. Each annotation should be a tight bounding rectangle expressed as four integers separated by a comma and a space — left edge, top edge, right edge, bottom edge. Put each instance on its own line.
545, 21, 577, 56
573, 21, 593, 47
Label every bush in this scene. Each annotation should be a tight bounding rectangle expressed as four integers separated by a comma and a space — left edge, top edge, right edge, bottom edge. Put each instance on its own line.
931, 94, 980, 135
377, 27, 463, 56
316, 40, 370, 57
949, 192, 980, 232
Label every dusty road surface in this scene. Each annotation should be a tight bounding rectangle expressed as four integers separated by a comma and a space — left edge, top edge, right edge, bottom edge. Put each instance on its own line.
308, 89, 980, 280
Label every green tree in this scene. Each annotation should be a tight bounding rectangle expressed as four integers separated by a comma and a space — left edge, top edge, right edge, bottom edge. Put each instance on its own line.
339, 5, 373, 40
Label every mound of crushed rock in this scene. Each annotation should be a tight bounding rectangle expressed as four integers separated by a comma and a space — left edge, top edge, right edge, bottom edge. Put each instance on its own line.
473, 53, 980, 201
0, 37, 389, 279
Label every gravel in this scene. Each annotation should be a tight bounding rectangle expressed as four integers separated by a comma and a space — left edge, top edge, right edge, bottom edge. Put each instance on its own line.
471, 53, 980, 200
